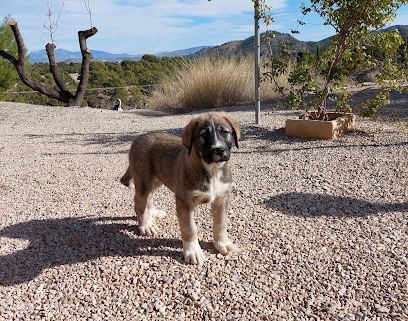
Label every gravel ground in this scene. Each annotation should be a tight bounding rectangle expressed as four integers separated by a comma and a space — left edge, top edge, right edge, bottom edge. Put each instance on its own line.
0, 101, 407, 320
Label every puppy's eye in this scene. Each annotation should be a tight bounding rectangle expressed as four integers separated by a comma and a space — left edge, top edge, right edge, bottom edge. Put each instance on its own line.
220, 129, 231, 137
199, 129, 209, 139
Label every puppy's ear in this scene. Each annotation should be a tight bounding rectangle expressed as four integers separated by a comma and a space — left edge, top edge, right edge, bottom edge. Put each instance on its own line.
182, 119, 198, 154
224, 115, 240, 148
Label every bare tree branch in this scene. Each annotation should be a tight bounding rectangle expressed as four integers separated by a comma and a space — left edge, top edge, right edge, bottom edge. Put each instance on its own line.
84, 0, 93, 27
45, 43, 70, 92
43, 0, 65, 44
73, 27, 98, 105
0, 48, 18, 66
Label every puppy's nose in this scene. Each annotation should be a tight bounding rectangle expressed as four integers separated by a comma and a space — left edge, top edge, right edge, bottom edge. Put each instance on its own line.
213, 147, 226, 156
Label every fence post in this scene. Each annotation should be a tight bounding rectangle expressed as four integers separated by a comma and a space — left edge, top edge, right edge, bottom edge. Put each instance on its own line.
254, 0, 261, 124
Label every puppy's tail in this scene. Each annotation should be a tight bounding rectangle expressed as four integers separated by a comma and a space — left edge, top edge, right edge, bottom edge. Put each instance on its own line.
120, 167, 132, 187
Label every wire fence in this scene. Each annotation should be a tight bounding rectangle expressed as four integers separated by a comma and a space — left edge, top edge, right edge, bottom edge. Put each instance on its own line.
8, 84, 157, 94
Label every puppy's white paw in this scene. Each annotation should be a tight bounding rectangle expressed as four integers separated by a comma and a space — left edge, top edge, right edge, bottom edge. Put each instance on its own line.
214, 240, 239, 256
138, 217, 159, 236
151, 209, 167, 220
183, 240, 205, 265
138, 224, 159, 236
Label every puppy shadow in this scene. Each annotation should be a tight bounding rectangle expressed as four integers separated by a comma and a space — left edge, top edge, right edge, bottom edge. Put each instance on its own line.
0, 216, 212, 286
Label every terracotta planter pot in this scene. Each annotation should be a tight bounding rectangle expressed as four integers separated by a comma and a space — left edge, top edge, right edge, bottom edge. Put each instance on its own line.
285, 112, 355, 139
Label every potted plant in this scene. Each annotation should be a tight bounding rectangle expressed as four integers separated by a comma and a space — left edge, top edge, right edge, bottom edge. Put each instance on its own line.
263, 0, 407, 139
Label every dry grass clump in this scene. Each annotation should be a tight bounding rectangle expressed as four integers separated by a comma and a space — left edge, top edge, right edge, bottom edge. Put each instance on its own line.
147, 57, 281, 112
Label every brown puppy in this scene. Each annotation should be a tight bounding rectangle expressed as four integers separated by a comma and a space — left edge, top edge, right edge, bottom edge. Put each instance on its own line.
120, 112, 240, 264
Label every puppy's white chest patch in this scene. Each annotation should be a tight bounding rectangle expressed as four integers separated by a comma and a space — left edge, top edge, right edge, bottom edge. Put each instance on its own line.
193, 164, 230, 204
208, 168, 230, 202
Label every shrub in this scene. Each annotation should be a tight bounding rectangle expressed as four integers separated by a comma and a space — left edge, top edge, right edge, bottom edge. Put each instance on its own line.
148, 56, 280, 112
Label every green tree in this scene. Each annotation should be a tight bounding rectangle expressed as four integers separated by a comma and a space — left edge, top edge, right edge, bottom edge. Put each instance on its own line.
263, 0, 408, 119
0, 16, 19, 100
309, 0, 407, 117
84, 61, 127, 108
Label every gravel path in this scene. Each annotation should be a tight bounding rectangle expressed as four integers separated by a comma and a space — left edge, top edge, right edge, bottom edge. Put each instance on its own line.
0, 101, 407, 320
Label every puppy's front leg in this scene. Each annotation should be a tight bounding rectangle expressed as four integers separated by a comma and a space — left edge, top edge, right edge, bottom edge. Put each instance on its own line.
211, 194, 239, 256
176, 198, 205, 265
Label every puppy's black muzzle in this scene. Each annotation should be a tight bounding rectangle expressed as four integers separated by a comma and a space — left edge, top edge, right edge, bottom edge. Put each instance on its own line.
210, 146, 230, 163
205, 132, 231, 163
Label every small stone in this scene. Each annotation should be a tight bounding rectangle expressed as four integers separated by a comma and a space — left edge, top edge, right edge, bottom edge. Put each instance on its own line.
154, 300, 164, 311
207, 271, 216, 278
350, 299, 362, 307
375, 304, 390, 313
159, 306, 166, 315
190, 291, 200, 301
338, 287, 347, 296
271, 273, 281, 281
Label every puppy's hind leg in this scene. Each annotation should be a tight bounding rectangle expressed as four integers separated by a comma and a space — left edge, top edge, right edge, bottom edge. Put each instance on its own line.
147, 193, 167, 220
133, 180, 160, 237
133, 176, 166, 236
146, 179, 167, 220
134, 194, 159, 236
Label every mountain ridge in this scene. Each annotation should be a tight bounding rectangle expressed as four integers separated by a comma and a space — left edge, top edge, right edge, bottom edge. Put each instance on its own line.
28, 25, 408, 63
28, 46, 209, 63
193, 25, 408, 58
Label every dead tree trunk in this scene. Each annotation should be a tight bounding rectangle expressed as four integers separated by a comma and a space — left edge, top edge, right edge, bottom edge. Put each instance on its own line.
0, 21, 97, 106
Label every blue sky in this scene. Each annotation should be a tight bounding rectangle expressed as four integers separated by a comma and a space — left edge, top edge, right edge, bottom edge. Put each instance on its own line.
3, 0, 408, 55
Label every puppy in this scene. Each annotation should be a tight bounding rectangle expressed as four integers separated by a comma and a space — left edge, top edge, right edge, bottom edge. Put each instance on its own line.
120, 112, 240, 264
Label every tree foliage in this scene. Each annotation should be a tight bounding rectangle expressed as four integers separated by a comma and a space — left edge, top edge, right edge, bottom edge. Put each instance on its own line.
4, 55, 185, 108
0, 16, 19, 99
263, 0, 408, 119
84, 55, 184, 108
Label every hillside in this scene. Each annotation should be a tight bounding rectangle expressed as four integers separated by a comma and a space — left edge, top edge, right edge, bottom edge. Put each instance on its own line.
383, 24, 408, 39
194, 25, 408, 57
28, 25, 408, 63
194, 31, 320, 57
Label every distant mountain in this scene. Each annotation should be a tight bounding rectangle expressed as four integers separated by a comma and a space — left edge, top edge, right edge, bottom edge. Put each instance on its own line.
28, 48, 141, 63
382, 25, 408, 39
193, 25, 408, 58
194, 31, 320, 57
29, 46, 210, 63
28, 25, 408, 63
155, 46, 211, 58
